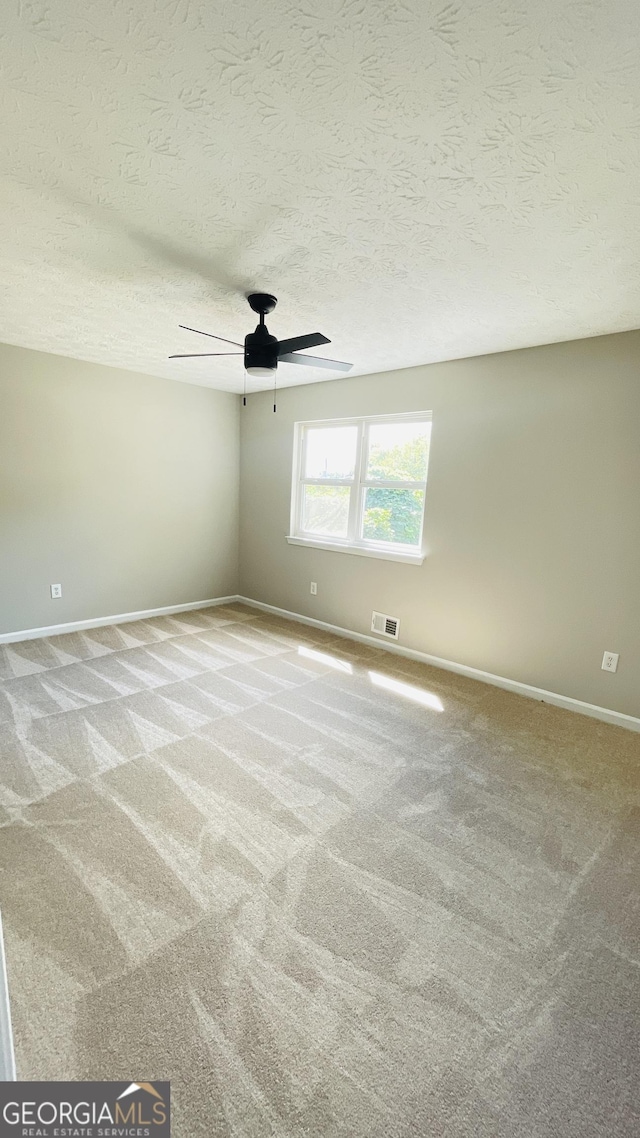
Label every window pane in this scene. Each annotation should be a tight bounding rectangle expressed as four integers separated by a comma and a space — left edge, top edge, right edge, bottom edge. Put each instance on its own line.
361, 487, 424, 546
366, 421, 430, 482
304, 426, 358, 480
302, 485, 350, 537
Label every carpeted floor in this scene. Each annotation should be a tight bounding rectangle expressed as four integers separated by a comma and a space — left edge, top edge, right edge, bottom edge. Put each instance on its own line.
0, 603, 638, 1137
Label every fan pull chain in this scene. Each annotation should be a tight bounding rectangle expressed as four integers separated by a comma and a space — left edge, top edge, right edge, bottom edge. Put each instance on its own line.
243, 371, 246, 406
273, 370, 277, 413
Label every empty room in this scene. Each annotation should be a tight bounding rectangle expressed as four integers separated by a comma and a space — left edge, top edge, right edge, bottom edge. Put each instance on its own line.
0, 1, 639, 1136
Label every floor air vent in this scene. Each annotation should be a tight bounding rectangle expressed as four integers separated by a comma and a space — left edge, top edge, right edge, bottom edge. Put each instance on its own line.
371, 611, 400, 639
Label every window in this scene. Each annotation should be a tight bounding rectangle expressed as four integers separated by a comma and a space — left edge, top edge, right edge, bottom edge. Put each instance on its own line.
288, 412, 432, 563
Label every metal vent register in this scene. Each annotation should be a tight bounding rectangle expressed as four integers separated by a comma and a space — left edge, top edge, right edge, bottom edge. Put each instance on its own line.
371, 611, 400, 639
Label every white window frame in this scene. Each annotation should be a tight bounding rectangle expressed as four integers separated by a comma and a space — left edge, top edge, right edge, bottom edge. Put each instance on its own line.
287, 411, 432, 564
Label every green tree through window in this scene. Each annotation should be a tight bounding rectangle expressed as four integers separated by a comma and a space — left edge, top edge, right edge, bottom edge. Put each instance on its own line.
362, 437, 427, 544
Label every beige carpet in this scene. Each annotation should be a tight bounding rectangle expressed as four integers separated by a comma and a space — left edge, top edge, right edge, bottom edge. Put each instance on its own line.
0, 603, 638, 1137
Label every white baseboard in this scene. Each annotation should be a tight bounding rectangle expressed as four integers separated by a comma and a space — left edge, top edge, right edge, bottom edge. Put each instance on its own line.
0, 596, 240, 645
237, 596, 640, 734
4, 592, 637, 734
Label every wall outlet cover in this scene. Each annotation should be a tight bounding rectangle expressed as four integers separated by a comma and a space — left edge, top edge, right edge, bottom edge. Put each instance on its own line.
601, 651, 619, 673
50, 584, 62, 599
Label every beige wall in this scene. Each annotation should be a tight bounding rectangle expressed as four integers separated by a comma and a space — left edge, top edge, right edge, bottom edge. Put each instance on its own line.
0, 344, 239, 634
240, 330, 640, 719
3, 332, 637, 717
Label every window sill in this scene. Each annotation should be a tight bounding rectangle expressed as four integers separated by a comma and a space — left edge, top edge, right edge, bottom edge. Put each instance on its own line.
286, 535, 425, 565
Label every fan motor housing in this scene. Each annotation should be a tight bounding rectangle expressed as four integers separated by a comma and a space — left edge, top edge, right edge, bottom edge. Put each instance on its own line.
247, 293, 277, 316
245, 327, 278, 372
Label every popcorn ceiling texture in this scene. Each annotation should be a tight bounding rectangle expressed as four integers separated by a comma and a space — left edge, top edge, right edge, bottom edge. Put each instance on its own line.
1, 0, 639, 392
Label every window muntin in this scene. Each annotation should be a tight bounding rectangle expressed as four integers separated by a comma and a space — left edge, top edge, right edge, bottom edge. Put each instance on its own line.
292, 413, 431, 555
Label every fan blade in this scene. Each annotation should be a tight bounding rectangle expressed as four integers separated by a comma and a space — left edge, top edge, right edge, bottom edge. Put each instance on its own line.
276, 333, 330, 356
169, 352, 242, 358
179, 325, 243, 347
279, 353, 353, 372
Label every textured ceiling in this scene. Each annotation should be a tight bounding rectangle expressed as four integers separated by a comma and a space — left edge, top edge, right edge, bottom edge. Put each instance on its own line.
1, 0, 639, 393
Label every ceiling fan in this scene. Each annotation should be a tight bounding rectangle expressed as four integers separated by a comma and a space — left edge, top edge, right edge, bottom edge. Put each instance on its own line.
169, 293, 353, 408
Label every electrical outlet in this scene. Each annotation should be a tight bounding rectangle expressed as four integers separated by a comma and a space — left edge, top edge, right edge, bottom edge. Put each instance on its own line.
601, 651, 619, 673
50, 583, 62, 599
310, 582, 317, 595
